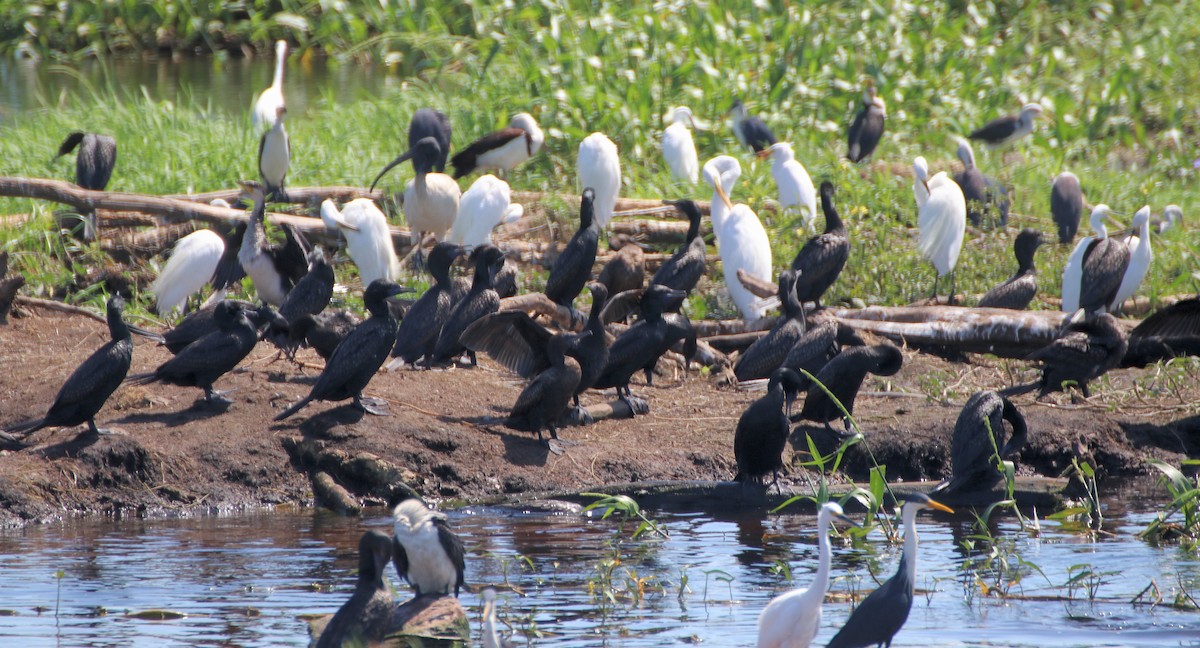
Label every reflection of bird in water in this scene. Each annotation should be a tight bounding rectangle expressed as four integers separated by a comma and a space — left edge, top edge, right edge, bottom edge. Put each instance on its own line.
3, 296, 132, 441
977, 229, 1043, 310
390, 496, 466, 597
757, 502, 857, 648
481, 588, 515, 648
314, 530, 395, 648
793, 344, 904, 432
734, 368, 805, 488
53, 131, 117, 240
933, 391, 1029, 496
1002, 311, 1127, 399
826, 493, 953, 648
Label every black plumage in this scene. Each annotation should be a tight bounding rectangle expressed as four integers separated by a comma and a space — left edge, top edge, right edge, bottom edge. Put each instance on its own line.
846, 86, 886, 163
450, 128, 531, 179
1002, 312, 1127, 398
597, 239, 645, 296
161, 301, 284, 355
494, 257, 519, 299
791, 181, 850, 307
793, 344, 904, 431
237, 180, 310, 307
978, 229, 1043, 310
934, 391, 1029, 496
277, 248, 335, 324
733, 368, 805, 487
127, 300, 258, 405
54, 131, 117, 239
953, 138, 1009, 228
780, 316, 841, 388
544, 189, 599, 309
593, 284, 689, 405
408, 108, 452, 173
651, 199, 707, 293
729, 99, 776, 152
1051, 172, 1084, 244
735, 271, 806, 381
506, 332, 586, 446
1079, 235, 1131, 314
968, 114, 1020, 144
314, 531, 396, 648
391, 242, 465, 367
289, 310, 361, 361
369, 136, 442, 191
275, 280, 406, 420
1122, 297, 1200, 367
211, 222, 248, 292
3, 296, 132, 440
432, 245, 505, 365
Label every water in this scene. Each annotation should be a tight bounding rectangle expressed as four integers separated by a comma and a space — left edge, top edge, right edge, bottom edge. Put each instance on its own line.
1, 488, 1198, 647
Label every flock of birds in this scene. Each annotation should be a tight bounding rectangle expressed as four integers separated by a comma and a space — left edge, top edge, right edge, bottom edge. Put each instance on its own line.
6, 40, 1199, 648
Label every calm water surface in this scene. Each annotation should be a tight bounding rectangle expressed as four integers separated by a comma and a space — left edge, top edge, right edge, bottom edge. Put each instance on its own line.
1, 487, 1198, 647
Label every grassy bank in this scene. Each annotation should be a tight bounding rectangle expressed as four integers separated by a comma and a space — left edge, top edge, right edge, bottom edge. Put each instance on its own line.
0, 1, 1196, 319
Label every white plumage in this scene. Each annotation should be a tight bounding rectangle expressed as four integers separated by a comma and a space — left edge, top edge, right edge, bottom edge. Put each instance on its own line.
447, 174, 523, 248
577, 132, 621, 229
661, 106, 699, 184
403, 172, 462, 243
1109, 205, 1152, 313
911, 156, 931, 207
151, 229, 224, 317
258, 106, 290, 194
251, 40, 288, 132
915, 159, 967, 282
1061, 205, 1112, 313
392, 499, 460, 596
762, 142, 818, 232
320, 198, 400, 286
757, 502, 850, 648
702, 155, 773, 320
476, 113, 545, 172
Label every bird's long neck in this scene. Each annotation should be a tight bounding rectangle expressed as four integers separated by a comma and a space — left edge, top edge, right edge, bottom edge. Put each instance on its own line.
472, 259, 493, 290
782, 278, 803, 318
108, 307, 131, 342
685, 211, 701, 244
901, 504, 919, 586
244, 205, 266, 256
415, 171, 428, 196
586, 297, 605, 335
813, 509, 833, 591
822, 195, 843, 235
272, 50, 286, 89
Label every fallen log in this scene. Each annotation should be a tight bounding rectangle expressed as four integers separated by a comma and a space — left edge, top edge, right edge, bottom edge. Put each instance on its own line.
166, 185, 380, 205
828, 306, 1082, 358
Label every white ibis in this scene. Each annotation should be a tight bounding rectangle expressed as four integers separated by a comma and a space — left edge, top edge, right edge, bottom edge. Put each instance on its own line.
703, 155, 773, 319
913, 156, 967, 301
258, 104, 290, 200
320, 198, 401, 286
760, 142, 817, 231
729, 99, 777, 152
1050, 171, 1084, 244
1061, 205, 1130, 314
577, 132, 621, 229
1109, 205, 1152, 313
661, 106, 700, 184
847, 85, 886, 163
53, 131, 117, 240
371, 137, 462, 253
968, 102, 1044, 146
447, 174, 524, 248
252, 40, 288, 132
450, 113, 544, 179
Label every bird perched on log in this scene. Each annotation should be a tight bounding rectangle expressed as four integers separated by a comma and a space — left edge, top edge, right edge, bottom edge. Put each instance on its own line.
544, 189, 600, 310
450, 112, 543, 179
760, 142, 817, 231
236, 180, 309, 307
259, 104, 290, 200
447, 174, 524, 248
913, 156, 966, 302
703, 155, 773, 319
598, 237, 645, 296
978, 228, 1043, 310
432, 245, 506, 365
846, 85, 886, 163
1122, 297, 1200, 368
389, 242, 466, 369
952, 137, 1009, 228
408, 107, 453, 172
1109, 206, 1152, 314
251, 40, 288, 132
1061, 204, 1130, 314
793, 344, 904, 432
1002, 311, 1127, 399
53, 131, 117, 240
506, 331, 588, 448
735, 271, 807, 381
661, 106, 700, 184
968, 103, 1043, 146
2, 296, 132, 442
933, 391, 1028, 496
160, 301, 284, 355
651, 199, 707, 294
1050, 172, 1084, 244
791, 181, 850, 309
729, 99, 776, 153
577, 133, 622, 229
319, 198, 400, 286
127, 300, 258, 406
734, 368, 806, 488
314, 531, 395, 648
390, 496, 466, 597
593, 284, 688, 411
274, 280, 406, 420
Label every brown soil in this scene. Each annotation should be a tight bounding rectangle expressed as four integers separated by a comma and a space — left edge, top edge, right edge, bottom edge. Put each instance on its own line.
2, 309, 1199, 527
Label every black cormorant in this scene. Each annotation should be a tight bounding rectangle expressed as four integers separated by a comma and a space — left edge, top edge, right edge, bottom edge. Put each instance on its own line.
544, 189, 599, 309
236, 180, 309, 307
3, 296, 132, 441
390, 241, 466, 368
846, 86, 886, 163
791, 181, 849, 308
1075, 211, 1130, 314
161, 301, 284, 355
593, 284, 688, 408
733, 368, 806, 488
314, 531, 396, 648
780, 315, 841, 389
967, 103, 1043, 146
432, 245, 506, 365
289, 310, 360, 361
390, 496, 466, 597
1002, 311, 1127, 398
651, 199, 707, 293
128, 300, 258, 405
494, 257, 519, 299
793, 344, 904, 432
735, 271, 806, 381
1122, 297, 1200, 367
275, 280, 406, 419
953, 138, 989, 227
934, 391, 1029, 496
506, 331, 587, 447
408, 108, 452, 173
54, 131, 117, 240
277, 248, 335, 324
1050, 172, 1084, 244
978, 229, 1043, 310
598, 238, 645, 296
729, 99, 776, 153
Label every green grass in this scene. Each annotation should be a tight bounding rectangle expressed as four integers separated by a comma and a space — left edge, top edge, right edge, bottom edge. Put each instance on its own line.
1, 1, 1197, 317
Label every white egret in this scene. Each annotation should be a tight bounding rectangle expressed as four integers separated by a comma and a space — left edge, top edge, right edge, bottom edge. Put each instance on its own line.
252, 40, 288, 132
1061, 205, 1129, 313
1109, 206, 1152, 313
447, 174, 524, 248
151, 229, 225, 317
661, 106, 700, 184
756, 502, 857, 648
320, 198, 401, 286
729, 99, 777, 152
451, 113, 544, 179
968, 103, 1044, 146
702, 155, 773, 320
914, 156, 967, 301
760, 142, 817, 231
577, 132, 621, 229
258, 104, 290, 199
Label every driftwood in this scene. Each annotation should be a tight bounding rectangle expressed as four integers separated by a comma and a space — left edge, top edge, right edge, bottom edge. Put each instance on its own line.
737, 268, 777, 299
305, 595, 469, 647
310, 470, 362, 515
829, 306, 1080, 358
166, 185, 380, 205
99, 222, 200, 262
13, 295, 164, 339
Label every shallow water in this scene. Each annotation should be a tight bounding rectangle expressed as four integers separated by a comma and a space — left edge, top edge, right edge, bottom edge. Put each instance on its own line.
1, 485, 1198, 647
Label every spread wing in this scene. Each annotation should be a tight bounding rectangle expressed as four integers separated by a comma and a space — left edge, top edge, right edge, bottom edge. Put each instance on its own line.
460, 311, 553, 377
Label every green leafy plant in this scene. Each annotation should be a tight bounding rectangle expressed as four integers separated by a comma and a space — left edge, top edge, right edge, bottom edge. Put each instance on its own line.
1140, 459, 1200, 550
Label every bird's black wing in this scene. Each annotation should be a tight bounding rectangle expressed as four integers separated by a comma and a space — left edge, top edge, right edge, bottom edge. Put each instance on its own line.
274, 226, 311, 288
212, 223, 248, 290
735, 321, 803, 382
391, 537, 412, 589
1078, 238, 1129, 312
743, 117, 777, 152
278, 264, 334, 323
449, 128, 526, 179
651, 238, 707, 293
977, 274, 1036, 310
968, 115, 1018, 143
599, 288, 644, 324
156, 328, 255, 382
847, 108, 884, 162
434, 517, 467, 596
460, 311, 553, 378
544, 229, 598, 307
392, 289, 451, 362
44, 339, 132, 426
87, 135, 117, 192
791, 233, 849, 303
55, 132, 84, 158
309, 318, 393, 400
1132, 297, 1200, 339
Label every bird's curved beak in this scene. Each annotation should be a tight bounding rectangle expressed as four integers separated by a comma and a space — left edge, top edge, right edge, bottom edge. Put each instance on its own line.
926, 498, 955, 514
712, 182, 734, 210
370, 148, 417, 192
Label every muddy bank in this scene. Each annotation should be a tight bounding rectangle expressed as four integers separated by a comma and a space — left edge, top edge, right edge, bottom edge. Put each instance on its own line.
1, 310, 1198, 527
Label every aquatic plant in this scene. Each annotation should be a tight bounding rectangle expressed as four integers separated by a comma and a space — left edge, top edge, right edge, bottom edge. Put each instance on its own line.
1140, 459, 1200, 550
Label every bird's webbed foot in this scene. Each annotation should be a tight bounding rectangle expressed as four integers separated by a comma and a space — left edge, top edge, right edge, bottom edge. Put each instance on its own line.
355, 395, 392, 416
567, 405, 595, 426
204, 387, 236, 406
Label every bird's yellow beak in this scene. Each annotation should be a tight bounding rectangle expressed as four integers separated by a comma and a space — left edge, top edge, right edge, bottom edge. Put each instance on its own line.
713, 182, 734, 210
926, 498, 955, 514
755, 148, 773, 160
